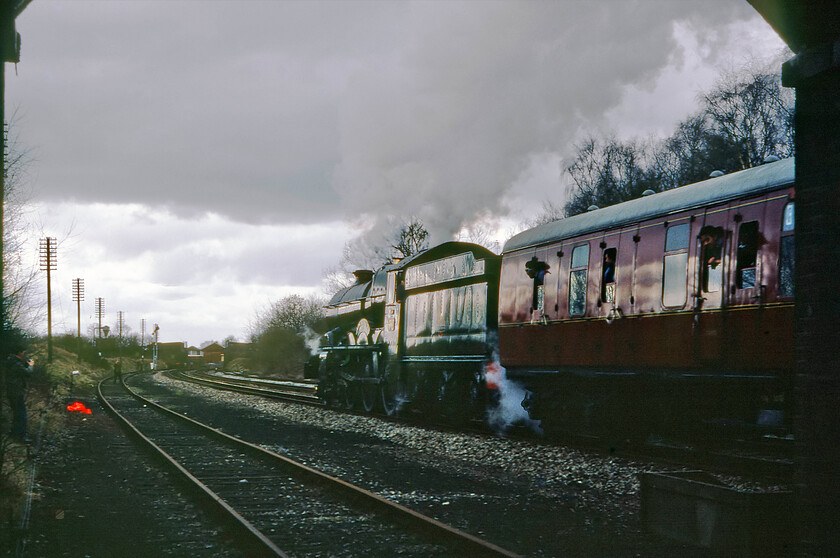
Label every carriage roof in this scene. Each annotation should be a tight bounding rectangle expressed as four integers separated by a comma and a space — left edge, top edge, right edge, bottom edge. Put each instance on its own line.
503, 157, 794, 254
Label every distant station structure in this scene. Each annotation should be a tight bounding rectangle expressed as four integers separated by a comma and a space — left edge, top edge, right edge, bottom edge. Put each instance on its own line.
749, 0, 840, 553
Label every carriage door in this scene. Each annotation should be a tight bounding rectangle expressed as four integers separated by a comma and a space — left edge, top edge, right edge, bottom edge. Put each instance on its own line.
596, 236, 620, 321
727, 196, 769, 366
729, 197, 768, 308
693, 205, 730, 366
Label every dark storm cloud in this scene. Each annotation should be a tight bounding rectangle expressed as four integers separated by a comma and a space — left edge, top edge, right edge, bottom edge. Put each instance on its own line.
11, 1, 404, 224
11, 1, 763, 234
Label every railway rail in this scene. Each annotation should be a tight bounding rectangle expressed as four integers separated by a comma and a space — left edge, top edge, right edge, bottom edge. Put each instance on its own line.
171, 369, 320, 404
97, 374, 519, 557
170, 368, 793, 481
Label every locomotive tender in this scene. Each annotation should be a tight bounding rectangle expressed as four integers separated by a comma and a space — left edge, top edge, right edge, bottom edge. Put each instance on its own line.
319, 157, 795, 438
319, 242, 500, 418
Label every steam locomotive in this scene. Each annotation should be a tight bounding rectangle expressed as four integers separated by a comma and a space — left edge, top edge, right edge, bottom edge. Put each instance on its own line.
318, 157, 795, 439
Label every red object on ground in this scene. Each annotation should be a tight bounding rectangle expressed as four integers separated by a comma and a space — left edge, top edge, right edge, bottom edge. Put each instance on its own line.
67, 401, 92, 415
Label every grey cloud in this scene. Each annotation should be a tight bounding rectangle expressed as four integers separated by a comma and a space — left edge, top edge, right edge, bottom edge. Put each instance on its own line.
12, 1, 763, 237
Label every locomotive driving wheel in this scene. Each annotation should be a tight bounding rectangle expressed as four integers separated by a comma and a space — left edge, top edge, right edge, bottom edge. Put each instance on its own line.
360, 351, 379, 413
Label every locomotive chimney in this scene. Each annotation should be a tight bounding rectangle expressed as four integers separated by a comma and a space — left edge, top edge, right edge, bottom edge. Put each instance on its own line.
352, 269, 374, 284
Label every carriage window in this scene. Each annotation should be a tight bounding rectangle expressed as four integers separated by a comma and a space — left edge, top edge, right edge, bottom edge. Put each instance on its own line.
736, 221, 759, 289
779, 202, 794, 297
662, 224, 689, 307
569, 244, 589, 316
782, 202, 795, 232
779, 236, 795, 297
525, 257, 550, 314
699, 226, 724, 293
601, 248, 616, 303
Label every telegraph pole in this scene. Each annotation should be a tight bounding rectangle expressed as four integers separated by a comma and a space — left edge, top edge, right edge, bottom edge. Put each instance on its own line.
140, 318, 146, 369
72, 278, 84, 361
117, 310, 124, 364
152, 323, 159, 371
39, 237, 57, 362
95, 297, 104, 341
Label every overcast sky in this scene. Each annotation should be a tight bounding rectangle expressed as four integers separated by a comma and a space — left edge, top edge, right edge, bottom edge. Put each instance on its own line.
7, 1, 787, 347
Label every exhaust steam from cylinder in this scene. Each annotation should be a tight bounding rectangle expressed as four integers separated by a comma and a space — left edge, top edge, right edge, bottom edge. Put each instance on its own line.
484, 358, 542, 435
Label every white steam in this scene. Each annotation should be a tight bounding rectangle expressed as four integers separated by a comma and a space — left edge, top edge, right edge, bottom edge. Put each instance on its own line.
485, 360, 542, 435
303, 326, 323, 355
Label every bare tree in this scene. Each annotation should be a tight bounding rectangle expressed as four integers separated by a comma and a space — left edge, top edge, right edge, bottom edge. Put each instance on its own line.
457, 217, 503, 253
564, 136, 656, 216
560, 63, 794, 218
2, 118, 39, 333
249, 294, 325, 378
321, 235, 386, 295
390, 217, 429, 259
253, 294, 324, 336
322, 217, 431, 296
523, 200, 566, 229
701, 67, 794, 170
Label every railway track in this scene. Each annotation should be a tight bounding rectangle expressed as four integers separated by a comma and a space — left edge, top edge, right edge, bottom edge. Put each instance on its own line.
98, 375, 519, 557
170, 369, 321, 404
169, 368, 793, 481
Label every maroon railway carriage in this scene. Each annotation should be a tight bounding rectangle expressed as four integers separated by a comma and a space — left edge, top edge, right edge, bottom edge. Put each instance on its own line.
499, 158, 795, 439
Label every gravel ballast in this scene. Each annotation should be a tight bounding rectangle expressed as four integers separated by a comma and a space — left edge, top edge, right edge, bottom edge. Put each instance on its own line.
18, 373, 789, 556
144, 373, 712, 557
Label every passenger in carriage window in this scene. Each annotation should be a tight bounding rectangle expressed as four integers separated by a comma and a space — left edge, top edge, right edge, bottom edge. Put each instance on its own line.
601, 249, 616, 303
699, 226, 724, 293
699, 226, 723, 269
603, 251, 615, 282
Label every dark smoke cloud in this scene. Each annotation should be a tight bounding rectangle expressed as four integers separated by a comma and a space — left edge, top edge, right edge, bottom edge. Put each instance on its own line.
332, 1, 762, 243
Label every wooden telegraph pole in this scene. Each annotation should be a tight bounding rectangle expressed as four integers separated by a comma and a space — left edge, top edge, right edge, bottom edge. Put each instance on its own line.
95, 297, 104, 342
72, 278, 84, 360
39, 237, 56, 361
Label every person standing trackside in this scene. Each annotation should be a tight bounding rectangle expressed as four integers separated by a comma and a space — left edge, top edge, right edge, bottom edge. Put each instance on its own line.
113, 360, 122, 384
5, 346, 33, 443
